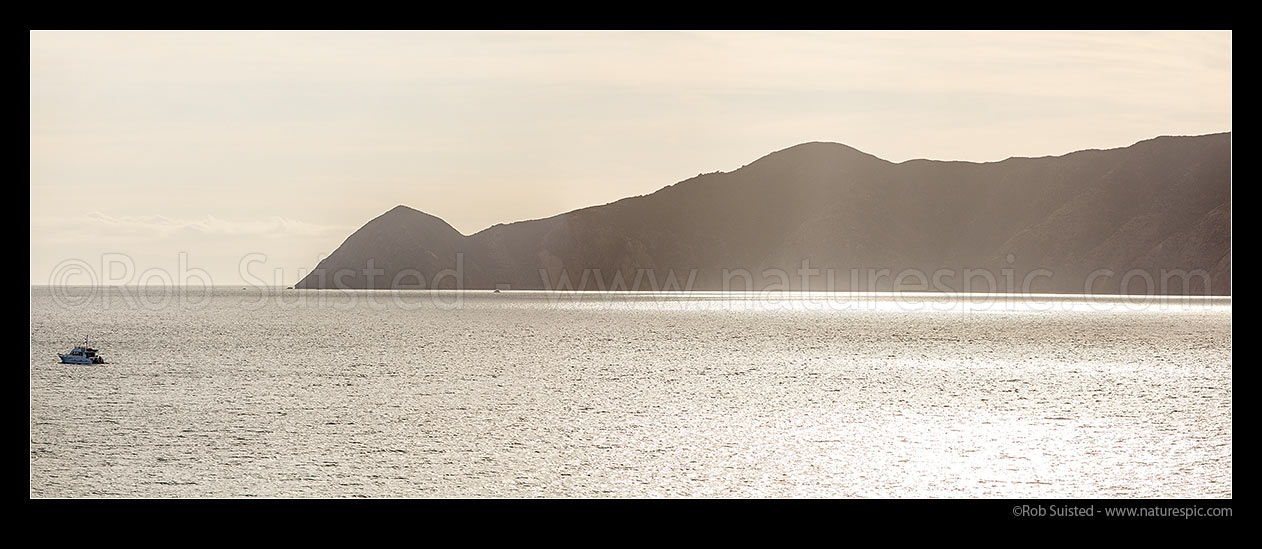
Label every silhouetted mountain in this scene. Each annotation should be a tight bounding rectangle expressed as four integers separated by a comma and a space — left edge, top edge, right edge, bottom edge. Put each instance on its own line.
296, 133, 1231, 295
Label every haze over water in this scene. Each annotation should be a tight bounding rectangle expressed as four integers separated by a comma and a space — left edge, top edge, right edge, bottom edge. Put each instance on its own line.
30, 287, 1231, 497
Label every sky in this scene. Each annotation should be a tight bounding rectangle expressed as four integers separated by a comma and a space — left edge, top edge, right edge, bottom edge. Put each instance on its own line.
30, 30, 1231, 286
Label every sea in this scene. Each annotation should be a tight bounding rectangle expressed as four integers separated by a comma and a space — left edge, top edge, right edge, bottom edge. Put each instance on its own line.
29, 286, 1232, 498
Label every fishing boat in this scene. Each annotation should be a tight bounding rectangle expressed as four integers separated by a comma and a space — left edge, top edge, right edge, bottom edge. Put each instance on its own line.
58, 337, 106, 364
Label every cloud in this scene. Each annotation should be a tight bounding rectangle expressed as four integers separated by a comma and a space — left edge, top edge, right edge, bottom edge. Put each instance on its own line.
32, 212, 352, 243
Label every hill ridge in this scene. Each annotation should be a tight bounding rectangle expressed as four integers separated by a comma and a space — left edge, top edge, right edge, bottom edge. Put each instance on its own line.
296, 133, 1231, 295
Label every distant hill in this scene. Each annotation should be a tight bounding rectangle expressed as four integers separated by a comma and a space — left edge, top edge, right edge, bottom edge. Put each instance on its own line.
296, 133, 1231, 295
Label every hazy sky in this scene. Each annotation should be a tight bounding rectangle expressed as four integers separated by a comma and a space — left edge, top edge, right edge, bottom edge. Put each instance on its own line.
30, 31, 1231, 285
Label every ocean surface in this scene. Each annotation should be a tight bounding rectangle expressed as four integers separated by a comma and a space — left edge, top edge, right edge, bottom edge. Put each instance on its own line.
30, 286, 1232, 498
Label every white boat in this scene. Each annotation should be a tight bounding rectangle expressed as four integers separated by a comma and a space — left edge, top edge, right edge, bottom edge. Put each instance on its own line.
58, 338, 106, 364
